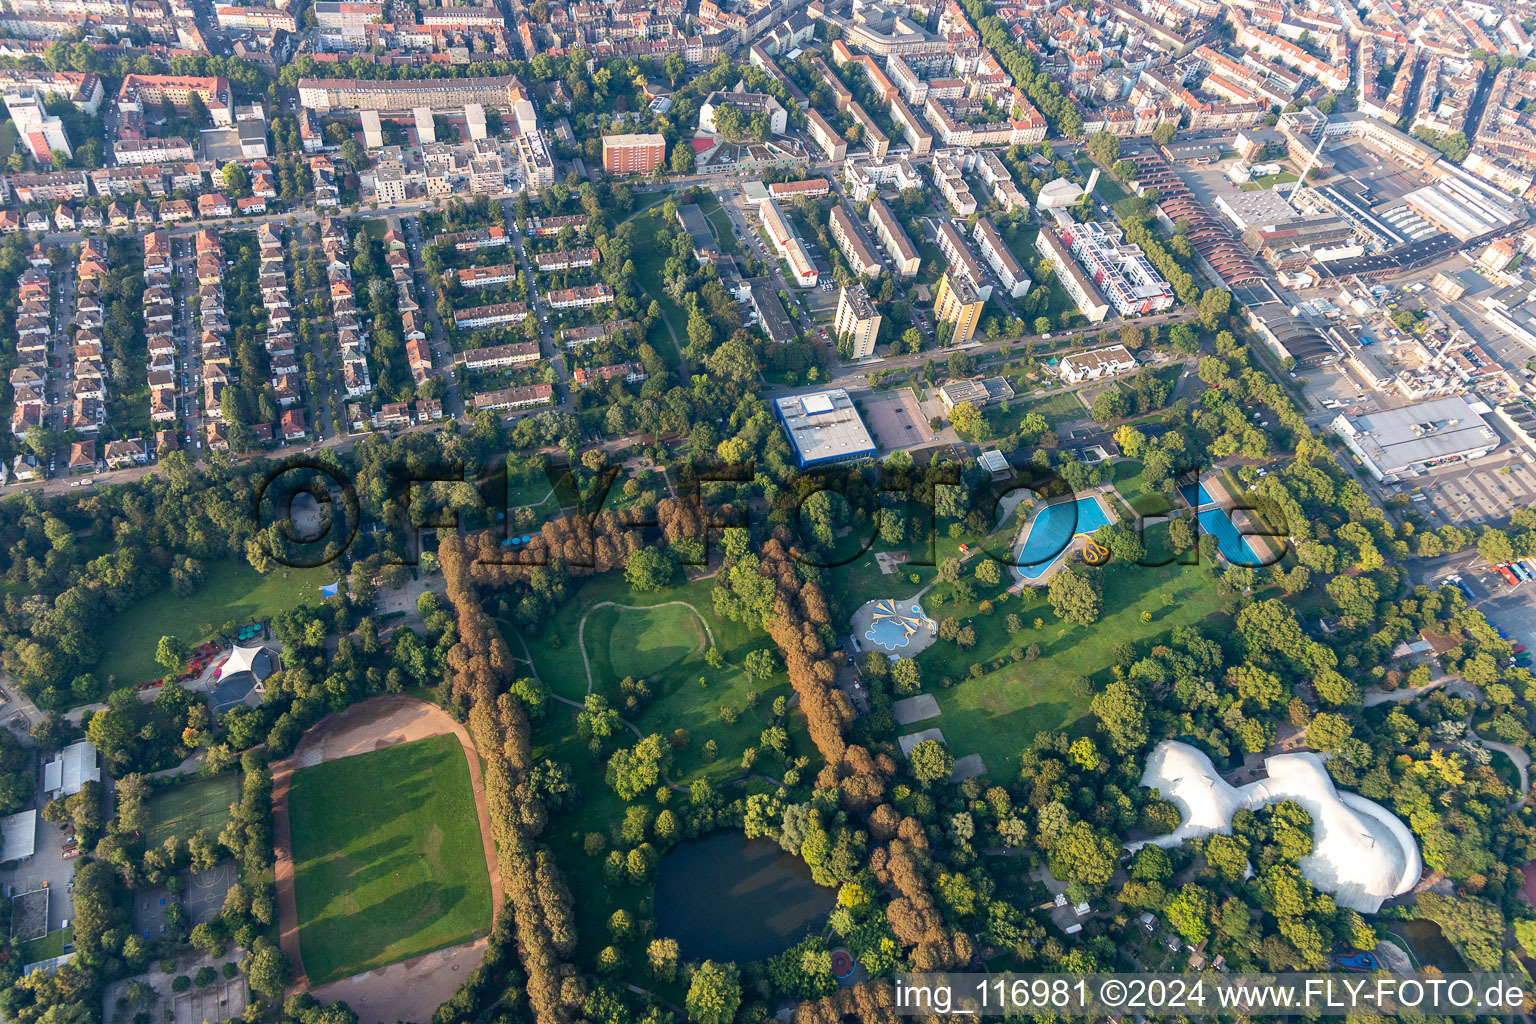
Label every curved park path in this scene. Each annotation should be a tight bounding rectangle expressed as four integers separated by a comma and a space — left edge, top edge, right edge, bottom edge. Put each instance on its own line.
501, 615, 782, 792
270, 696, 503, 1024
575, 600, 716, 696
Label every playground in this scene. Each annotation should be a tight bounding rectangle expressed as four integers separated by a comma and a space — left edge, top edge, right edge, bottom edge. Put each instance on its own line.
851, 598, 936, 656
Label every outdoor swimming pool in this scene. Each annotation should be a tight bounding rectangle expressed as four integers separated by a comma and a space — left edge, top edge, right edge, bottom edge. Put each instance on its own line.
1014, 495, 1113, 581
1178, 483, 1263, 566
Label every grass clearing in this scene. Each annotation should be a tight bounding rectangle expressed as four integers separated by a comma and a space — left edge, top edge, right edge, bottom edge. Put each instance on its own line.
627, 208, 688, 368
914, 554, 1227, 774
146, 773, 238, 847
94, 560, 333, 695
588, 603, 707, 686
695, 192, 741, 257
1112, 460, 1178, 517
288, 734, 492, 986
511, 574, 821, 969
18, 927, 71, 966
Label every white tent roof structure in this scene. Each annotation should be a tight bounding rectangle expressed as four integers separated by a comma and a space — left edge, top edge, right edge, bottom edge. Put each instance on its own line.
1130, 741, 1422, 913
223, 645, 275, 681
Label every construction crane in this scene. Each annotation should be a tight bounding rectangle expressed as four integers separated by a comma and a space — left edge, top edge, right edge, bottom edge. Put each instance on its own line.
1285, 130, 1331, 203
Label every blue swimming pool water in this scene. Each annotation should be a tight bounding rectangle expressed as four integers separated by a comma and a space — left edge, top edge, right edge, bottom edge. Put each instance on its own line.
1178, 483, 1262, 566
1183, 482, 1217, 507
1015, 496, 1113, 581
865, 603, 928, 651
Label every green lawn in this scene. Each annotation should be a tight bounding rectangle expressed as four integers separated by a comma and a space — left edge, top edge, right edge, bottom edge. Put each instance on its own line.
913, 552, 1226, 775
626, 208, 688, 368
288, 735, 492, 986
695, 192, 741, 257
1254, 171, 1299, 188
1018, 390, 1087, 425
18, 927, 71, 966
506, 463, 556, 509
1090, 173, 1143, 221
1112, 460, 1178, 517
94, 560, 334, 694
146, 773, 238, 846
588, 603, 707, 687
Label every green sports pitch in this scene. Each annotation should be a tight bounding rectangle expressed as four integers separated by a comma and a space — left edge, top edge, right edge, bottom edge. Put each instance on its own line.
287, 734, 493, 986
146, 774, 239, 847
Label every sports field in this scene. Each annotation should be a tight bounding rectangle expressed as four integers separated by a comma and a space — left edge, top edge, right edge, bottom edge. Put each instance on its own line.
287, 735, 492, 986
147, 774, 238, 846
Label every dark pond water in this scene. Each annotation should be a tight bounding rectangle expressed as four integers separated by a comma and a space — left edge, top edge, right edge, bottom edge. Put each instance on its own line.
1387, 919, 1468, 971
652, 832, 836, 963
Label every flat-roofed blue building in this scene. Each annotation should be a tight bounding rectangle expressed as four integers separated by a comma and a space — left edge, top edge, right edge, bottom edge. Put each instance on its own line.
774, 389, 876, 468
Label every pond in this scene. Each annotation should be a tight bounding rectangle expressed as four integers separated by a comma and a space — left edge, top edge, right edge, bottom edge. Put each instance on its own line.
1386, 919, 1468, 972
653, 832, 836, 963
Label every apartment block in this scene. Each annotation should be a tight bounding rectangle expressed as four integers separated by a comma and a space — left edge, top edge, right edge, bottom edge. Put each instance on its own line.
937, 220, 991, 301
935, 271, 984, 346
1034, 226, 1109, 323
602, 132, 667, 174
834, 283, 881, 360
867, 198, 920, 278
972, 217, 1029, 299
829, 205, 882, 280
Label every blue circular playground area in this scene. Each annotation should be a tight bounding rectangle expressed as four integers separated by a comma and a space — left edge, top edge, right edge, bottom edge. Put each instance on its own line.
864, 599, 933, 652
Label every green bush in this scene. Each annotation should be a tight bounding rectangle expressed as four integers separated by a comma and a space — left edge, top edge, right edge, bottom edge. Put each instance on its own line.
194, 967, 217, 987
221, 962, 239, 979
171, 977, 191, 994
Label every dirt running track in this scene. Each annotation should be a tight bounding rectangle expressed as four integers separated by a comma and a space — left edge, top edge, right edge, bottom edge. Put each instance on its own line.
270, 696, 502, 1024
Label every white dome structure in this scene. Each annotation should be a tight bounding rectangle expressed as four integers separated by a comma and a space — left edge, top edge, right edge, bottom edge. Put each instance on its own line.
1129, 741, 1422, 913
1136, 741, 1247, 843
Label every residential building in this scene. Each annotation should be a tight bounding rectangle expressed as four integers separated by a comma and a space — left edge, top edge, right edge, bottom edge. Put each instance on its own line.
834, 284, 881, 359
602, 133, 667, 174
972, 217, 1029, 298
867, 198, 919, 278
758, 198, 817, 286
1059, 345, 1137, 383
544, 284, 614, 310
1035, 226, 1109, 323
936, 221, 991, 300
1058, 221, 1175, 317
829, 205, 882, 280
471, 383, 554, 413
935, 271, 984, 345
453, 302, 529, 329
456, 342, 540, 370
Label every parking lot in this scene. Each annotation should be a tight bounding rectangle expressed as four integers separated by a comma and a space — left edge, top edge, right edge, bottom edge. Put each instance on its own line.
1401, 455, 1536, 526
859, 390, 934, 452
0, 815, 77, 933
1481, 588, 1536, 649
